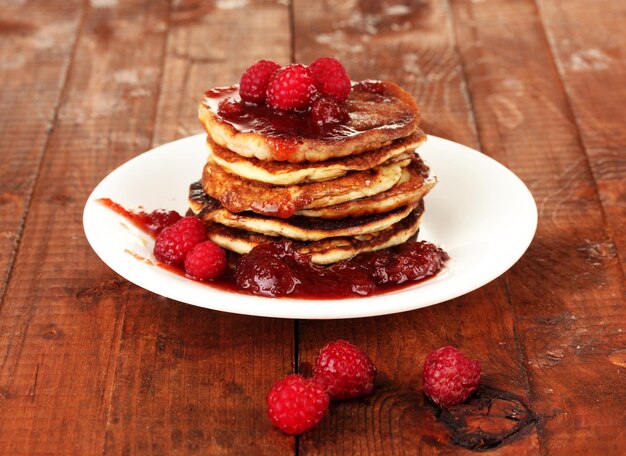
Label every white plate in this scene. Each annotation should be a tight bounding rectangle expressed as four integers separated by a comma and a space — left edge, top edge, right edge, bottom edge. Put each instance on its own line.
83, 134, 537, 319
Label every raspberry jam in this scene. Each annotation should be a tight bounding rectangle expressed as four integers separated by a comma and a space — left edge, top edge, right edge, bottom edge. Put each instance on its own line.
98, 199, 448, 299
234, 240, 448, 298
96, 198, 181, 236
204, 86, 358, 142
202, 81, 417, 161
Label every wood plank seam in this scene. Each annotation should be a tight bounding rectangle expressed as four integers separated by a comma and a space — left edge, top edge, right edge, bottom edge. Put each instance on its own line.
288, 0, 296, 65
0, 4, 89, 313
445, 0, 542, 451
289, 4, 299, 453
443, 0, 481, 144
98, 291, 132, 454
446, 1, 553, 451
149, 3, 175, 147
446, 0, 538, 427
150, 0, 173, 150
532, 0, 626, 280
103, 0, 172, 452
500, 274, 546, 454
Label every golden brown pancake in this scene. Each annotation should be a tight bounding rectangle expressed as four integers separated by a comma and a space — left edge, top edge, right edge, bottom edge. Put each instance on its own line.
208, 130, 426, 186
198, 80, 420, 163
202, 155, 409, 219
296, 155, 436, 219
188, 182, 417, 241
203, 204, 424, 264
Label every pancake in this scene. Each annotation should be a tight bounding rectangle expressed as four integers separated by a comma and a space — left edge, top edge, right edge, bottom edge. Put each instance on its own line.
202, 155, 409, 219
199, 80, 420, 163
204, 204, 424, 265
188, 181, 417, 241
208, 130, 426, 186
296, 155, 436, 219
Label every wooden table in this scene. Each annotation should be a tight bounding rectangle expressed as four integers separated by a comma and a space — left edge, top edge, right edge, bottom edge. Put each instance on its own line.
1, 0, 625, 454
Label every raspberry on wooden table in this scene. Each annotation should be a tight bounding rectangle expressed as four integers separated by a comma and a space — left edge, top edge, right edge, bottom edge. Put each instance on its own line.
422, 346, 481, 407
153, 216, 206, 266
239, 59, 281, 104
310, 57, 351, 102
266, 374, 330, 435
266, 63, 317, 111
184, 241, 227, 281
313, 340, 376, 400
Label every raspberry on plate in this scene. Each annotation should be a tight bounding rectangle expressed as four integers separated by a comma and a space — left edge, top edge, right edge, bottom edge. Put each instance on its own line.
184, 241, 227, 281
239, 59, 281, 104
266, 63, 317, 111
422, 346, 481, 407
310, 57, 351, 102
143, 209, 181, 236
311, 94, 349, 126
313, 340, 376, 400
153, 216, 206, 266
266, 374, 330, 435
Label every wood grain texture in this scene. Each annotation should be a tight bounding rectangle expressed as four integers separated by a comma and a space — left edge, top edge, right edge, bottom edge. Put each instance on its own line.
0, 0, 624, 454
293, 0, 539, 453
0, 0, 83, 299
536, 0, 626, 275
450, 0, 626, 453
0, 1, 169, 453
102, 1, 295, 454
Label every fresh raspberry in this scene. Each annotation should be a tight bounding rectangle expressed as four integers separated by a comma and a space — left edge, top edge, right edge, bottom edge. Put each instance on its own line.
367, 241, 448, 286
153, 216, 206, 266
143, 210, 181, 235
184, 241, 227, 281
235, 241, 304, 297
217, 97, 244, 120
313, 340, 376, 400
422, 346, 481, 407
311, 95, 349, 126
310, 57, 351, 102
266, 374, 330, 435
266, 64, 317, 111
239, 59, 281, 104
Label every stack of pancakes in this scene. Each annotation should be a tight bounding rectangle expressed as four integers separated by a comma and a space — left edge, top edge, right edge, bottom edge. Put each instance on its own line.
190, 81, 436, 264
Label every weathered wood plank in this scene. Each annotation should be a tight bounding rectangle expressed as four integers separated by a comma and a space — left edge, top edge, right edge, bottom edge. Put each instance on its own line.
0, 0, 83, 299
102, 1, 295, 454
0, 1, 170, 453
293, 0, 539, 453
536, 0, 626, 275
449, 0, 626, 453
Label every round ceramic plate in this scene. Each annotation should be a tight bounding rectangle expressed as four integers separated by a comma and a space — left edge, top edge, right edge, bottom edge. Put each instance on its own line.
83, 134, 537, 319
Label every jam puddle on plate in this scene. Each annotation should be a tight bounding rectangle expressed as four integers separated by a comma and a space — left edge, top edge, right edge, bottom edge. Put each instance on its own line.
98, 198, 449, 300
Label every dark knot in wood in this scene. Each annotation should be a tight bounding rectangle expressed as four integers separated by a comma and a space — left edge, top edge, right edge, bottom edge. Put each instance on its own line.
430, 385, 537, 451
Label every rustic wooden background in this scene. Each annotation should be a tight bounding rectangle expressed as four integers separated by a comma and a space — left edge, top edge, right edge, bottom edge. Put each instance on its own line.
1, 0, 625, 454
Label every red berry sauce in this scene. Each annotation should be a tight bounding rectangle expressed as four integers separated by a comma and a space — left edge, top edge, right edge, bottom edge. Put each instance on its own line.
96, 198, 181, 236
205, 86, 357, 143
234, 240, 448, 298
98, 200, 448, 299
217, 97, 244, 120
